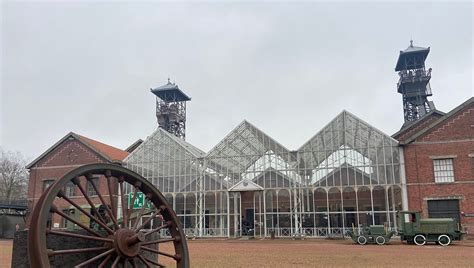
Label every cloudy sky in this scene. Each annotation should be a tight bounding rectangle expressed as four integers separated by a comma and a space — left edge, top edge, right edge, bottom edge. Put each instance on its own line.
1, 1, 473, 161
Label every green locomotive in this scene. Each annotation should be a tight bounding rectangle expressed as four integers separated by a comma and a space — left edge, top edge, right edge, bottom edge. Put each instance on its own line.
398, 211, 464, 246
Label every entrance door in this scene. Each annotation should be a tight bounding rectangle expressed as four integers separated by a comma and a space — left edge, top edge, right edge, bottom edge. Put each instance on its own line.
428, 199, 460, 224
240, 191, 254, 236
243, 209, 254, 236
246, 209, 254, 225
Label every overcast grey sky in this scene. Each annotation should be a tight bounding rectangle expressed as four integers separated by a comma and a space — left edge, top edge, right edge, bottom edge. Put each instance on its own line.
1, 1, 473, 161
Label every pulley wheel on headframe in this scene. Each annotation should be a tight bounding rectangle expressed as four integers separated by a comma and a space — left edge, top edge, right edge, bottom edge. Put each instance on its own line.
28, 163, 189, 267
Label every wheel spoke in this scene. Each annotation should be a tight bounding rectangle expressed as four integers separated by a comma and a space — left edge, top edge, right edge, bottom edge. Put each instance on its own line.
137, 254, 152, 268
86, 174, 120, 229
128, 258, 137, 268
144, 222, 171, 237
47, 230, 113, 243
98, 254, 112, 268
47, 246, 110, 256
57, 190, 114, 234
132, 198, 149, 230
74, 248, 115, 267
127, 183, 140, 222
71, 177, 110, 232
141, 246, 179, 260
50, 205, 103, 237
118, 177, 128, 228
105, 170, 117, 220
111, 255, 121, 268
141, 237, 176, 246
135, 211, 157, 232
142, 255, 166, 267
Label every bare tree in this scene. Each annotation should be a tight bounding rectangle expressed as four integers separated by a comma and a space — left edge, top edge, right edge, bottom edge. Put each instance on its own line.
0, 148, 28, 200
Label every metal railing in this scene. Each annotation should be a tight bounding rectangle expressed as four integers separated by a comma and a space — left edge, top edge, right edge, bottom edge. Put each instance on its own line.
160, 226, 398, 239
397, 69, 432, 90
0, 199, 28, 210
0, 199, 27, 206
160, 228, 228, 238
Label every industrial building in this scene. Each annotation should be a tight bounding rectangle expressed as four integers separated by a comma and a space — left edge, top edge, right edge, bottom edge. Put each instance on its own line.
26, 41, 473, 238
123, 111, 404, 238
123, 41, 472, 238
25, 132, 129, 228
393, 98, 474, 236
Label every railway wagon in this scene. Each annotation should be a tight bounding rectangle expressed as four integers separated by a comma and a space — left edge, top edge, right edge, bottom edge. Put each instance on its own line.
398, 211, 463, 246
346, 225, 396, 245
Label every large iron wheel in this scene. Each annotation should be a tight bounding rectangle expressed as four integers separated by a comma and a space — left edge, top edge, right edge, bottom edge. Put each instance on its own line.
28, 163, 189, 267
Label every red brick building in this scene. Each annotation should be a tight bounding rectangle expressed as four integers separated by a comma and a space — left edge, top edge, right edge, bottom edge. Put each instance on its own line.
393, 97, 474, 235
26, 132, 129, 227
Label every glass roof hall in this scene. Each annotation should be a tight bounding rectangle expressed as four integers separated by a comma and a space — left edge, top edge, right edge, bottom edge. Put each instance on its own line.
124, 128, 205, 192
298, 111, 398, 167
123, 109, 403, 239
297, 111, 400, 186
206, 120, 295, 174
124, 110, 400, 192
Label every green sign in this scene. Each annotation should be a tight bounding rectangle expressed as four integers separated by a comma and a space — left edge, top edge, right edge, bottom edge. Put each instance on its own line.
128, 192, 147, 209
128, 192, 153, 209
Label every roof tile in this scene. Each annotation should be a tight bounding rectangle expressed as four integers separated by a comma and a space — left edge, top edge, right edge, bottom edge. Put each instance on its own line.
76, 134, 129, 161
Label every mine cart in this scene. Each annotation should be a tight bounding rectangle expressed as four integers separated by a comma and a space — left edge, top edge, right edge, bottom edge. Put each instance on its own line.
346, 224, 396, 245
398, 211, 464, 246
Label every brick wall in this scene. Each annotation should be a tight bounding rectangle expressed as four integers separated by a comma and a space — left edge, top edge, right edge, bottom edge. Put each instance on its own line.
26, 138, 118, 227
400, 100, 474, 237
394, 113, 444, 141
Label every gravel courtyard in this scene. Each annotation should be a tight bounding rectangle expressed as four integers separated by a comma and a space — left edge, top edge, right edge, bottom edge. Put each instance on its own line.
2, 238, 474, 267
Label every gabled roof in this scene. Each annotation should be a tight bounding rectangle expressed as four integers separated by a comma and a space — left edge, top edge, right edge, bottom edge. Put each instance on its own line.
76, 134, 129, 161
123, 128, 205, 180
26, 132, 129, 169
124, 127, 205, 161
392, 110, 446, 139
402, 97, 474, 144
298, 110, 398, 171
228, 179, 264, 192
313, 163, 376, 187
252, 167, 298, 188
164, 129, 205, 158
206, 120, 293, 173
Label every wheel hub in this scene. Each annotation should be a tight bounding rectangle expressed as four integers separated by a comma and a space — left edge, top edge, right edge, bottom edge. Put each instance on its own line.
113, 228, 145, 258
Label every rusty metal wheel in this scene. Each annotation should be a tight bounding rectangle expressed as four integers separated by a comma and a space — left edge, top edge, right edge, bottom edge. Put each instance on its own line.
28, 163, 189, 268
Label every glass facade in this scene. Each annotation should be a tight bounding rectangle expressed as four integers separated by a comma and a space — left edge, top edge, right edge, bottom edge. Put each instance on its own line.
124, 111, 403, 238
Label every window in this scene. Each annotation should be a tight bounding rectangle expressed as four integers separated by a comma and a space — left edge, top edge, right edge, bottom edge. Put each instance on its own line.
433, 159, 454, 183
65, 181, 76, 197
43, 179, 55, 192
87, 177, 99, 196
61, 209, 75, 228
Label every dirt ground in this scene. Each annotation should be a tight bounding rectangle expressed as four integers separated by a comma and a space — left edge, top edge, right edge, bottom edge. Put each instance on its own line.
2, 238, 474, 267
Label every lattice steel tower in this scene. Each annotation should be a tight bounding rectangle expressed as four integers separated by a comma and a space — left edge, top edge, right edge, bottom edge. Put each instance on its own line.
151, 79, 191, 139
396, 40, 435, 124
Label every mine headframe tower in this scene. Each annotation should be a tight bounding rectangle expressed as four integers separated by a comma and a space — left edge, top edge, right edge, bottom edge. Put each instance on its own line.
151, 79, 191, 139
395, 40, 435, 124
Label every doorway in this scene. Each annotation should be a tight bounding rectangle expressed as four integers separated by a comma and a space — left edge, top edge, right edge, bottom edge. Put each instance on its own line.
428, 199, 460, 224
